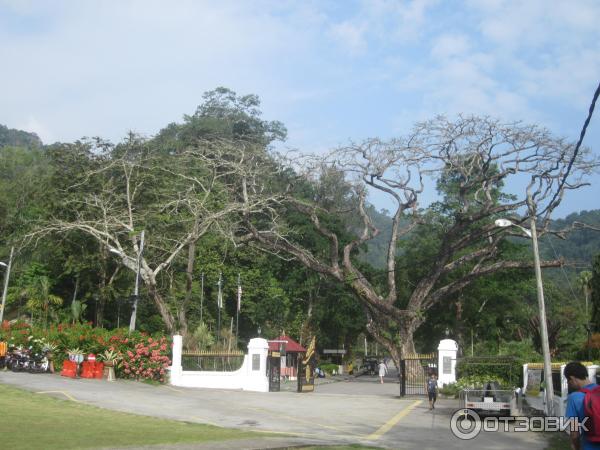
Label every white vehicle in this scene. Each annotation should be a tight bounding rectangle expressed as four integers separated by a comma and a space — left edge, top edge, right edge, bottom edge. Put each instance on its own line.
459, 381, 522, 416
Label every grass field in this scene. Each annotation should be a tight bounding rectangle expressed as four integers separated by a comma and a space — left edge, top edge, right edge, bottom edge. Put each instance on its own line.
0, 383, 260, 449
0, 383, 384, 449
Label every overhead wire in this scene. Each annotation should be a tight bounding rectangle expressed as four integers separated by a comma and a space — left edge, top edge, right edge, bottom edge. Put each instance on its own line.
544, 81, 600, 215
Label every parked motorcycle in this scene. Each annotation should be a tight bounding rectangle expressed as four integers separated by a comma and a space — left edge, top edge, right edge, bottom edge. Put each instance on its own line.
28, 351, 49, 373
5, 347, 49, 373
6, 347, 31, 372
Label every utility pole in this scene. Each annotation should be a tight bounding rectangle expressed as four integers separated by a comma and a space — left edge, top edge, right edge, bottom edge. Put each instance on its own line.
217, 272, 222, 345
530, 216, 554, 416
129, 230, 145, 333
0, 246, 14, 324
236, 273, 241, 345
495, 216, 554, 415
200, 272, 204, 324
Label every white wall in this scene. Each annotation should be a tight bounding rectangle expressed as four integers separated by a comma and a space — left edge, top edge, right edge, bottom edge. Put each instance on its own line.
169, 336, 270, 392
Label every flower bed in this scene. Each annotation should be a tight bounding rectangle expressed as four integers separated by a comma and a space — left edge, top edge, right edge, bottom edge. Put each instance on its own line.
0, 320, 171, 383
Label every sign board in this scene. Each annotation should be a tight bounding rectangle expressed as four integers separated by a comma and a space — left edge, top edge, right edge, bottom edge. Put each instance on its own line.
527, 369, 542, 394
323, 349, 346, 355
252, 354, 260, 371
443, 356, 451, 374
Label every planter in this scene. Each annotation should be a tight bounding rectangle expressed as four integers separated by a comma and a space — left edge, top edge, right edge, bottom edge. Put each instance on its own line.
103, 362, 116, 382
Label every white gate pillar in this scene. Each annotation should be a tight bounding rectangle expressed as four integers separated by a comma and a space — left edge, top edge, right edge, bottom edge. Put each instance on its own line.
243, 337, 269, 392
437, 339, 458, 386
169, 334, 183, 384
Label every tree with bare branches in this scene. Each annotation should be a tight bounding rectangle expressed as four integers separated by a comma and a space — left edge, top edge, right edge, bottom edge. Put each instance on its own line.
237, 115, 598, 367
26, 134, 278, 338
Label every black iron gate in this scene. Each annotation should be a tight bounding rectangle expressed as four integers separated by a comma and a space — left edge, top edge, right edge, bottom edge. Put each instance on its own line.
400, 353, 437, 396
267, 355, 281, 392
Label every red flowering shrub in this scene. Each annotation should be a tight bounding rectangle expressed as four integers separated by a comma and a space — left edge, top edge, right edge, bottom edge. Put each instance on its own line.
0, 321, 32, 348
0, 321, 172, 381
118, 336, 171, 382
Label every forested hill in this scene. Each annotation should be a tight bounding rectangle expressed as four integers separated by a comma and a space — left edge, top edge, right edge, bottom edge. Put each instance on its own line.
1, 122, 598, 269
361, 208, 600, 269
542, 209, 600, 266
0, 124, 42, 149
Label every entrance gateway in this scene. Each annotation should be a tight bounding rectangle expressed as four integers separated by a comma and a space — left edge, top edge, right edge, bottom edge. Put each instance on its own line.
400, 353, 437, 396
399, 339, 457, 397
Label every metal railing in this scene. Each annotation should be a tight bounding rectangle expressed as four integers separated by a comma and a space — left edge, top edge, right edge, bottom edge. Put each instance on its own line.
181, 350, 245, 372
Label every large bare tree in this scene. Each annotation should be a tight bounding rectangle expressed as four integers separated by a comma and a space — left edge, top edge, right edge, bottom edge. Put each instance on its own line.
238, 116, 597, 366
27, 136, 275, 337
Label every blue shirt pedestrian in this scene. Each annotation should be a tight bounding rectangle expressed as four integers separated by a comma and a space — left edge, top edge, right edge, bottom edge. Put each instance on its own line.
566, 383, 600, 450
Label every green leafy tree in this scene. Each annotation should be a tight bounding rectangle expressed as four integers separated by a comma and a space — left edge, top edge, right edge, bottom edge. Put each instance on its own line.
23, 274, 63, 327
238, 116, 596, 369
591, 255, 600, 332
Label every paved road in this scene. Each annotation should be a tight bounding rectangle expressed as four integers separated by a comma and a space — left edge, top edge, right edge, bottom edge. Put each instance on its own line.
0, 371, 553, 449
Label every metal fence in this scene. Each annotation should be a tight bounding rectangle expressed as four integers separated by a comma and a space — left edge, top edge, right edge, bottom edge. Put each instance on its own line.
182, 350, 245, 372
400, 353, 437, 396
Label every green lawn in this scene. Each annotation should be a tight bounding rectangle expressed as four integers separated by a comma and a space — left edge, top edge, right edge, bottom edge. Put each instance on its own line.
0, 383, 260, 449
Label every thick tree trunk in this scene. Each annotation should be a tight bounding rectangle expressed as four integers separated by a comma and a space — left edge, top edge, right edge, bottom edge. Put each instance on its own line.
147, 283, 176, 334
399, 317, 421, 356
400, 332, 417, 356
455, 296, 463, 354
177, 241, 195, 338
98, 247, 108, 327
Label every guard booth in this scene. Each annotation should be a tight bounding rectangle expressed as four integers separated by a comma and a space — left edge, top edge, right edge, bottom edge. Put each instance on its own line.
268, 334, 307, 381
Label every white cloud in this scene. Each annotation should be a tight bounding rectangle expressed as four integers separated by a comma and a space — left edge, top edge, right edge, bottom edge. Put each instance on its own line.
328, 21, 368, 55
16, 116, 53, 143
430, 34, 471, 60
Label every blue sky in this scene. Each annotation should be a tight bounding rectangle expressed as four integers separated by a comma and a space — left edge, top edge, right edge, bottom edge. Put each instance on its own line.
1, 0, 599, 217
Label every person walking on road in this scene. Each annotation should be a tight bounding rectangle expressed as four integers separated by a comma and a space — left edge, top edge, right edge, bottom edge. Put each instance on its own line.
378, 360, 388, 384
427, 373, 438, 410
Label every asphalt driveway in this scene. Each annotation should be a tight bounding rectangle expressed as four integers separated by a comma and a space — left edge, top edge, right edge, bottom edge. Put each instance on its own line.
0, 371, 554, 449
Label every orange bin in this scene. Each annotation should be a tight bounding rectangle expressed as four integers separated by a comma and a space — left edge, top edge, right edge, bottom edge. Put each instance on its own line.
60, 360, 77, 378
81, 361, 104, 379
93, 362, 104, 379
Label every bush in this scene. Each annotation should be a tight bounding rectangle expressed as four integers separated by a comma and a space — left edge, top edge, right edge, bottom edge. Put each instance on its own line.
319, 363, 339, 375
456, 375, 511, 389
0, 321, 172, 382
439, 382, 460, 398
456, 356, 521, 387
119, 336, 171, 383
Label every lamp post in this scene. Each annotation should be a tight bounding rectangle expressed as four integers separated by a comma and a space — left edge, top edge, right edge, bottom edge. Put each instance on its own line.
495, 218, 554, 415
0, 246, 14, 324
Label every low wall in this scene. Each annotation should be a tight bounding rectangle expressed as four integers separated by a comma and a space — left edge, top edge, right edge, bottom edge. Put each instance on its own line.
169, 335, 270, 392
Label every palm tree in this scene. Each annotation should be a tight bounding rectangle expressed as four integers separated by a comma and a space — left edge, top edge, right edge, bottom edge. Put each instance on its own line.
25, 276, 63, 328
578, 271, 593, 320
578, 270, 593, 357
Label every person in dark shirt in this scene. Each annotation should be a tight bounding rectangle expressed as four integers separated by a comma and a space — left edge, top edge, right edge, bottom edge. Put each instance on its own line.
564, 362, 600, 450
427, 373, 438, 410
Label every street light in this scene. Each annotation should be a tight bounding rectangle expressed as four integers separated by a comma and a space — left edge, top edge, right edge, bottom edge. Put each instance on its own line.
0, 246, 15, 324
495, 218, 554, 416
